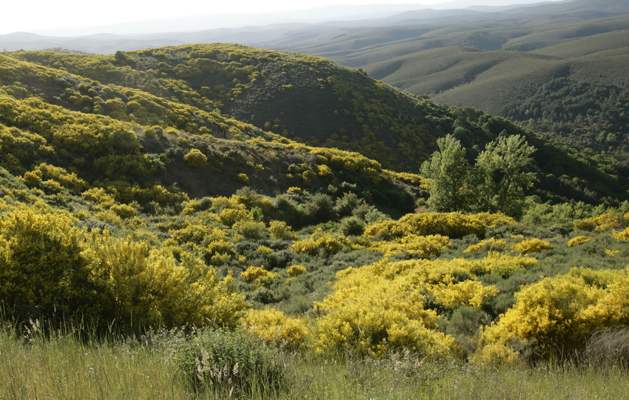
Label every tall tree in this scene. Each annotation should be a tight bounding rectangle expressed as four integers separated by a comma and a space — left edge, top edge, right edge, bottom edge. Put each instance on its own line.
475, 135, 536, 216
421, 135, 470, 211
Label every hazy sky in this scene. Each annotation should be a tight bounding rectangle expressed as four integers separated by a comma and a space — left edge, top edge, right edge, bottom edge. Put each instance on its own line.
1, 0, 553, 34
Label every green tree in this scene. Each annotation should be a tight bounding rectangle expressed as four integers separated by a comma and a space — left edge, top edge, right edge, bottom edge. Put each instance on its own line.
475, 135, 536, 216
421, 135, 470, 211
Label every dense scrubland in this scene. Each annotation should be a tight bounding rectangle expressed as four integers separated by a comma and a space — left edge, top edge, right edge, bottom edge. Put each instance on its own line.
0, 42, 627, 398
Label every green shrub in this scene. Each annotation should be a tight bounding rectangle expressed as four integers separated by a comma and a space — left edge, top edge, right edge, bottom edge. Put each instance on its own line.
175, 329, 286, 396
340, 217, 365, 236
235, 220, 266, 239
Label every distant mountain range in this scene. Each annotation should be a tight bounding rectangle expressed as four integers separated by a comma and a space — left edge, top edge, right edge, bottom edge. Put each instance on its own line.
0, 1, 565, 53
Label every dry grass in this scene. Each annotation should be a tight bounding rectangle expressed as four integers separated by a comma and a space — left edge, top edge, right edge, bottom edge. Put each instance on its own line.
1, 326, 628, 400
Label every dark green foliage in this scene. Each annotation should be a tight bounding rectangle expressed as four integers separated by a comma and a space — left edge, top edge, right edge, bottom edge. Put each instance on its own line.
421, 135, 470, 211
174, 329, 286, 396
505, 77, 629, 152
475, 135, 536, 217
423, 135, 537, 216
340, 217, 365, 236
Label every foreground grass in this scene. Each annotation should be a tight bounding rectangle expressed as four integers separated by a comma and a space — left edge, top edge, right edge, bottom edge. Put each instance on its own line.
1, 330, 627, 400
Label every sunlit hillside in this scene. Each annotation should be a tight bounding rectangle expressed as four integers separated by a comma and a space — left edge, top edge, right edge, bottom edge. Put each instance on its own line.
0, 4, 628, 397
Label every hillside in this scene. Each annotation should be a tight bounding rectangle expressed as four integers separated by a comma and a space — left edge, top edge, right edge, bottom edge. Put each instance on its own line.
1, 28, 629, 400
254, 1, 629, 156
11, 45, 627, 203
1, 1, 628, 159
0, 55, 432, 217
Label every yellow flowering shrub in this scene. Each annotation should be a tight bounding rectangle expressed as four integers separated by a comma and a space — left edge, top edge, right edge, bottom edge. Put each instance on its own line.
287, 264, 307, 277
207, 239, 234, 256
313, 254, 527, 357
364, 212, 512, 240
371, 234, 449, 259
575, 212, 623, 232
22, 163, 88, 194
183, 148, 208, 167
110, 203, 138, 219
237, 173, 249, 184
317, 164, 332, 176
431, 281, 498, 309
612, 227, 629, 241
0, 207, 246, 331
476, 268, 629, 363
171, 223, 223, 245
308, 146, 382, 177
268, 220, 293, 240
210, 196, 241, 211
243, 309, 309, 349
291, 232, 347, 256
256, 245, 273, 255
82, 187, 116, 206
241, 266, 277, 284
606, 249, 620, 257
210, 252, 231, 266
567, 235, 592, 247
85, 236, 246, 330
471, 252, 538, 276
0, 207, 94, 321
219, 207, 250, 226
472, 342, 520, 366
314, 269, 456, 357
464, 238, 506, 254
512, 238, 552, 254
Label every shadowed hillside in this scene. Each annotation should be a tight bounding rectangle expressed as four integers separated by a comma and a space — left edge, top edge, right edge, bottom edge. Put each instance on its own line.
12, 44, 627, 202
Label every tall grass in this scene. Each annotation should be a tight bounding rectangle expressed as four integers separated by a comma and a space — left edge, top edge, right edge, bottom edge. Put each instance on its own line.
1, 325, 627, 400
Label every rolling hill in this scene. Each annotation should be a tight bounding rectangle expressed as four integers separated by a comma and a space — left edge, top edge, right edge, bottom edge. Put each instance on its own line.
3, 0, 625, 157
254, 0, 629, 155
9, 44, 626, 203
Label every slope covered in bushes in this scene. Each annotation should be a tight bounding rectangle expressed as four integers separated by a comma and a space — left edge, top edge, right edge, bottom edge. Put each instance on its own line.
12, 45, 626, 203
0, 42, 628, 397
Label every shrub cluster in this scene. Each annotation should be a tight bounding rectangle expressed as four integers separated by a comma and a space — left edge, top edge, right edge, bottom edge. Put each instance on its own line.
243, 309, 309, 350
567, 235, 592, 247
291, 232, 347, 256
512, 238, 552, 254
476, 268, 629, 364
371, 234, 450, 259
575, 212, 623, 232
365, 212, 492, 240
0, 207, 246, 331
313, 254, 534, 357
464, 238, 506, 254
